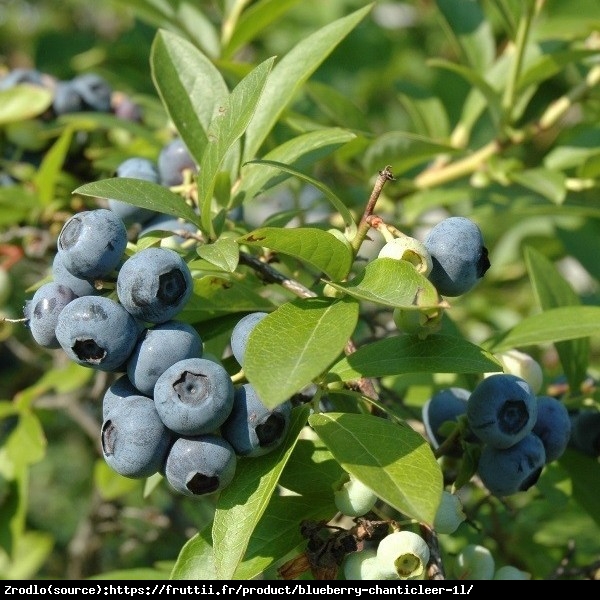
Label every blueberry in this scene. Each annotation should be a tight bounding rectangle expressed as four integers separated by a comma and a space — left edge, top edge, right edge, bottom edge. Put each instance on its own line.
102, 395, 172, 479
453, 544, 495, 580
113, 94, 143, 122
25, 282, 78, 349
55, 295, 140, 371
230, 312, 269, 366
107, 157, 160, 226
433, 491, 466, 535
51, 252, 99, 297
0, 68, 47, 90
102, 374, 148, 420
221, 384, 292, 457
344, 548, 385, 580
116, 247, 193, 324
467, 374, 537, 449
569, 410, 600, 457
477, 433, 546, 497
52, 80, 85, 115
376, 530, 430, 580
422, 387, 473, 455
57, 208, 128, 279
153, 357, 234, 436
423, 216, 490, 297
532, 396, 571, 462
70, 73, 112, 112
333, 472, 378, 517
127, 320, 203, 396
164, 434, 237, 497
158, 137, 198, 187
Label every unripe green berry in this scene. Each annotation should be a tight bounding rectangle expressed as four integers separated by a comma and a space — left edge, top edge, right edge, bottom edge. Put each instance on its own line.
486, 349, 543, 395
453, 544, 495, 580
333, 472, 378, 517
344, 548, 386, 580
376, 530, 430, 580
433, 491, 466, 535
393, 306, 443, 339
493, 565, 531, 580
378, 237, 433, 276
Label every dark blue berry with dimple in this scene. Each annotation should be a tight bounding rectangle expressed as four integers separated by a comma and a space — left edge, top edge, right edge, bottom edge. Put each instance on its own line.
102, 374, 148, 420
116, 247, 193, 324
221, 384, 292, 457
51, 252, 99, 297
107, 157, 160, 226
55, 295, 140, 371
57, 208, 128, 279
477, 433, 546, 497
532, 396, 571, 463
164, 435, 237, 497
158, 137, 198, 187
102, 395, 172, 479
467, 374, 537, 449
153, 357, 234, 436
26, 282, 78, 348
230, 312, 268, 366
127, 320, 203, 396
424, 216, 490, 297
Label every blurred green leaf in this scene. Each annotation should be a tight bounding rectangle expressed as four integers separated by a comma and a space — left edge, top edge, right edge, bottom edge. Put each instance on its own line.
242, 3, 373, 161
150, 29, 230, 164
544, 126, 600, 171
199, 57, 275, 237
196, 237, 239, 272
0, 86, 53, 125
558, 449, 600, 527
488, 306, 600, 352
306, 81, 371, 132
94, 460, 141, 501
88, 568, 170, 580
212, 405, 309, 580
396, 82, 451, 139
329, 333, 501, 382
326, 258, 441, 309
245, 297, 359, 408
309, 412, 443, 525
2, 531, 54, 580
74, 178, 199, 224
237, 226, 353, 281
510, 168, 567, 204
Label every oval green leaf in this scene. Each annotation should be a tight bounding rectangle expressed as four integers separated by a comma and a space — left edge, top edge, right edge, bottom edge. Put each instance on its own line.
0, 86, 53, 125
309, 412, 443, 525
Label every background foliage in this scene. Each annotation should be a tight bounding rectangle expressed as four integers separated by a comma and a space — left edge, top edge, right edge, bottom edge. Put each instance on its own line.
0, 0, 599, 581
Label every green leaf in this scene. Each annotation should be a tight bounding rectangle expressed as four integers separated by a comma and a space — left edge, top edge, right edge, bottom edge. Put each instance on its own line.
244, 297, 359, 408
0, 86, 53, 125
223, 0, 302, 59
242, 3, 373, 161
510, 168, 567, 204
558, 449, 600, 527
169, 527, 217, 580
88, 568, 170, 580
33, 125, 74, 206
94, 460, 140, 501
326, 258, 441, 309
488, 306, 600, 352
212, 405, 310, 580
150, 29, 230, 163
73, 178, 199, 225
234, 129, 357, 207
309, 412, 443, 525
544, 126, 600, 171
4, 412, 46, 472
196, 237, 239, 272
395, 82, 451, 139
179, 276, 275, 322
306, 81, 371, 132
330, 333, 502, 382
525, 246, 588, 390
198, 56, 275, 238
237, 226, 353, 281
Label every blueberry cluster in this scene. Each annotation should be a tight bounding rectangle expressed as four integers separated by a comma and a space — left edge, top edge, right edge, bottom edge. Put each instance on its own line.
423, 372, 572, 497
22, 200, 291, 498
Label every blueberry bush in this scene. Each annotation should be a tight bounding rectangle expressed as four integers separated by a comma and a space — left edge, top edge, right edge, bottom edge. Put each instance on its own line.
1, 0, 599, 581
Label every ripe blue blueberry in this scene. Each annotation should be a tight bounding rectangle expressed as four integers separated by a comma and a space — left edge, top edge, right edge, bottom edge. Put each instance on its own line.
116, 247, 193, 324
422, 387, 471, 454
423, 216, 490, 297
102, 374, 148, 420
52, 80, 84, 115
107, 157, 160, 226
467, 374, 537, 449
569, 410, 600, 457
102, 395, 172, 479
221, 384, 292, 457
158, 137, 198, 187
55, 295, 140, 371
477, 433, 546, 497
0, 68, 48, 90
153, 357, 234, 436
25, 282, 77, 349
57, 208, 128, 279
230, 312, 268, 366
532, 396, 571, 462
70, 73, 112, 112
52, 252, 99, 297
164, 434, 237, 497
127, 320, 203, 396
